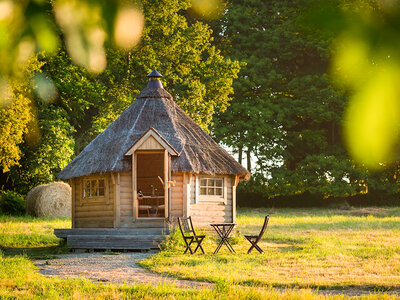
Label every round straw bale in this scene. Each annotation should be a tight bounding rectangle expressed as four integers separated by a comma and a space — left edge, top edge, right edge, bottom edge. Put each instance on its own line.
26, 185, 44, 216
26, 182, 71, 218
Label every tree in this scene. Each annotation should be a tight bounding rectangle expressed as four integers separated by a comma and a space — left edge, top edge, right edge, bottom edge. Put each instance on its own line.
40, 0, 240, 154
0, 86, 32, 173
0, 58, 42, 172
1, 0, 238, 196
212, 0, 398, 198
7, 105, 75, 194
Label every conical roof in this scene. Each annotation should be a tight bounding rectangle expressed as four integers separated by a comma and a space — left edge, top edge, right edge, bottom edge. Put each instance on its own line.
58, 81, 249, 180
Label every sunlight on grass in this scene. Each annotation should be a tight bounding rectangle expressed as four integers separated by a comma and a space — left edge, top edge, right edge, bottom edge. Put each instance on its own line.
1, 250, 384, 299
0, 209, 399, 298
0, 216, 70, 248
141, 207, 400, 290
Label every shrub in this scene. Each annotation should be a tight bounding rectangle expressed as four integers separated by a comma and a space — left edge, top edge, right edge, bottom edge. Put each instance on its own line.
159, 227, 184, 251
0, 190, 25, 216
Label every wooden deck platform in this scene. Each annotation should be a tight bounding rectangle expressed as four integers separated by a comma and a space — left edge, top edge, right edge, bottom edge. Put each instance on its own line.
54, 228, 169, 250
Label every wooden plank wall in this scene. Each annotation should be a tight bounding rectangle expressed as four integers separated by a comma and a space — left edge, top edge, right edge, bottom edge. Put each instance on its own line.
74, 173, 114, 228
119, 171, 133, 227
138, 136, 164, 150
170, 173, 184, 219
189, 175, 234, 225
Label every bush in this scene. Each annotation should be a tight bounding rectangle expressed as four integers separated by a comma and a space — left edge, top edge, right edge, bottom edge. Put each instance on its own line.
0, 190, 25, 216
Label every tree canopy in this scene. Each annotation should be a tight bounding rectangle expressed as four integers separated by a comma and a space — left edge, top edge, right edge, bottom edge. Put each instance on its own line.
2, 0, 400, 205
212, 0, 400, 199
0, 0, 240, 192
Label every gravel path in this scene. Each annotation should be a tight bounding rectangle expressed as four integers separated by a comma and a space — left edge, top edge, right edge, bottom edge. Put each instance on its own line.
35, 252, 212, 288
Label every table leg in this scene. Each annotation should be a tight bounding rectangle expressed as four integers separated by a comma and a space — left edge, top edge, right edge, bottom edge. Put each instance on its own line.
221, 237, 235, 253
213, 225, 236, 254
213, 227, 225, 254
222, 226, 235, 253
214, 240, 224, 254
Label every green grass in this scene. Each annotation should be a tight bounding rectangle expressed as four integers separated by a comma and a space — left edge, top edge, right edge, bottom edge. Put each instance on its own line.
0, 252, 398, 299
0, 215, 70, 257
0, 208, 399, 299
141, 207, 400, 291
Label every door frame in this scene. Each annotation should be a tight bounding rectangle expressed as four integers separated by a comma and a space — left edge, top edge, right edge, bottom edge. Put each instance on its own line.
132, 150, 169, 222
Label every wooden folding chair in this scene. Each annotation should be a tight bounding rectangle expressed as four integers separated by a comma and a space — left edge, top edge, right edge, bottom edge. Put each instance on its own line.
178, 216, 206, 254
244, 215, 269, 254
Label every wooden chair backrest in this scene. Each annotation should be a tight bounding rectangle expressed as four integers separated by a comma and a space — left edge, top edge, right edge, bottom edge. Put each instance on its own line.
256, 215, 270, 242
178, 216, 196, 236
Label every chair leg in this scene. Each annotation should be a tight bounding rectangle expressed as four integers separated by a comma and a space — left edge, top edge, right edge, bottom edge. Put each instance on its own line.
198, 244, 205, 254
245, 236, 254, 254
184, 238, 194, 254
184, 245, 192, 254
246, 236, 264, 254
193, 237, 205, 254
254, 244, 264, 254
247, 243, 255, 254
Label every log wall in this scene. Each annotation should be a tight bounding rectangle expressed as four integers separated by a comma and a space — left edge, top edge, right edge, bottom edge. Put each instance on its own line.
119, 171, 134, 227
189, 175, 234, 225
74, 173, 114, 228
72, 171, 234, 228
170, 172, 184, 219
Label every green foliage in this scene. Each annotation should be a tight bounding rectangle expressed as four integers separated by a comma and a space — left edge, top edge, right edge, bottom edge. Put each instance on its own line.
39, 0, 239, 155
7, 105, 75, 194
0, 56, 45, 175
212, 0, 400, 200
158, 227, 185, 252
305, 1, 400, 167
0, 0, 133, 79
0, 61, 40, 172
0, 85, 31, 172
0, 0, 224, 81
0, 190, 25, 216
1, 1, 238, 195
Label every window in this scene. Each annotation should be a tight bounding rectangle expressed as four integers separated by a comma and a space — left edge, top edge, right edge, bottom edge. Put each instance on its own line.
84, 178, 105, 198
199, 177, 223, 196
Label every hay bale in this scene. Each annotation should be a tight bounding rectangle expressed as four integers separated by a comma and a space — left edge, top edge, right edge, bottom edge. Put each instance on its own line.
26, 182, 71, 218
26, 185, 44, 215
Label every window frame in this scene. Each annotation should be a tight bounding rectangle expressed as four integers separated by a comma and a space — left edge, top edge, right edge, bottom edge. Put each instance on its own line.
199, 177, 224, 197
82, 176, 108, 203
196, 175, 227, 204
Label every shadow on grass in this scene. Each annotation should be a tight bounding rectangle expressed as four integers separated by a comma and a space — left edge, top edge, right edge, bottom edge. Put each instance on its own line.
263, 219, 400, 232
0, 240, 69, 259
266, 235, 310, 245
236, 279, 400, 294
276, 245, 304, 252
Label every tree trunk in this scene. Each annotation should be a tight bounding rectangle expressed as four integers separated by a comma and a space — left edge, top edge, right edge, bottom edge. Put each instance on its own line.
247, 148, 251, 171
238, 147, 243, 164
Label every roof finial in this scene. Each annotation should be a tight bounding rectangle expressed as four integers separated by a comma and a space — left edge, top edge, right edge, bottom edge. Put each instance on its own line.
146, 70, 163, 89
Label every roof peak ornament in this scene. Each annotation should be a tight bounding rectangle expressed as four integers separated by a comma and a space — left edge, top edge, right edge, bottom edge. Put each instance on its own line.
146, 69, 163, 89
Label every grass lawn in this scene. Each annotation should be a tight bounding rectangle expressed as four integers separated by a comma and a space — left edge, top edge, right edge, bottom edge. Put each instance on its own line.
141, 207, 400, 291
0, 208, 399, 299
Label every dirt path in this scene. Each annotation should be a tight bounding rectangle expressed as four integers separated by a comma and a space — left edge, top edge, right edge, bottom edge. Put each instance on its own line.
35, 252, 212, 288
35, 252, 400, 296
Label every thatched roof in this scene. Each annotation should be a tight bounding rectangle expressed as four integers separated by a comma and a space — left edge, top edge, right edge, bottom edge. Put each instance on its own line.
58, 83, 249, 180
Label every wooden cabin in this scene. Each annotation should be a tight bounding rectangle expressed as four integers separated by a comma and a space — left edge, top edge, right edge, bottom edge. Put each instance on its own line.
55, 70, 249, 250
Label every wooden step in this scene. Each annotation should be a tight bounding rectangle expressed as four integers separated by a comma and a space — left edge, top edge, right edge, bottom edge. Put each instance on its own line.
66, 234, 166, 250
54, 228, 169, 239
